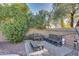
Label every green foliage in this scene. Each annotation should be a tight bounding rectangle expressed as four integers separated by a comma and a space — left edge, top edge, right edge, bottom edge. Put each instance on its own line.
28, 10, 48, 29
0, 4, 29, 43
52, 3, 79, 28
32, 15, 45, 29
2, 17, 28, 43
52, 4, 69, 20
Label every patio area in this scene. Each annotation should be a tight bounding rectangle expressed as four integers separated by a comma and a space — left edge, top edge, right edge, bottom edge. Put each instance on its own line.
24, 40, 73, 56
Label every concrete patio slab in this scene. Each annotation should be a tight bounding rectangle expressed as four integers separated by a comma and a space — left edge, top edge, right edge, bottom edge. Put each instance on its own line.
42, 41, 73, 56
24, 40, 73, 56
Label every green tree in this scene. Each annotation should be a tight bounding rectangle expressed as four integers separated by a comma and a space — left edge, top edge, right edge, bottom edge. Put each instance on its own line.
39, 10, 49, 28
0, 3, 29, 43
28, 10, 48, 29
52, 3, 79, 28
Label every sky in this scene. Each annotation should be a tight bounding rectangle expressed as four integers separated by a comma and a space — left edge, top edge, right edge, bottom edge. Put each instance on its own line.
27, 3, 52, 15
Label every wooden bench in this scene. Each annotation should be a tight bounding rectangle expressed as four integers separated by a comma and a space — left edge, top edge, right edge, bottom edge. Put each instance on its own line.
47, 34, 62, 46
30, 41, 44, 51
28, 33, 44, 41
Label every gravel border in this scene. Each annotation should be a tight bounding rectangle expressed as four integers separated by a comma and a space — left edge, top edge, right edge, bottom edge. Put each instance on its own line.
0, 41, 27, 56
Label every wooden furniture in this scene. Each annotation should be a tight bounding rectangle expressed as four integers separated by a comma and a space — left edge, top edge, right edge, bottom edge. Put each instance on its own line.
28, 33, 44, 41
30, 41, 44, 51
46, 34, 62, 46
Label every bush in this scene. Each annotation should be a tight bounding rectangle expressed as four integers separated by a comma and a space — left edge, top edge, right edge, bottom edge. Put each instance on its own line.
2, 17, 28, 43
0, 4, 29, 43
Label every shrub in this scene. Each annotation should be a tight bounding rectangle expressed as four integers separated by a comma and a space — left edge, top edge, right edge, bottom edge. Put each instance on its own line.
2, 16, 28, 43
0, 4, 29, 43
3, 15, 27, 43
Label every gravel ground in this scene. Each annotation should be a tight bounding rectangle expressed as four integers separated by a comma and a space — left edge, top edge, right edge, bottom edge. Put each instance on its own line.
0, 31, 26, 56
0, 41, 26, 56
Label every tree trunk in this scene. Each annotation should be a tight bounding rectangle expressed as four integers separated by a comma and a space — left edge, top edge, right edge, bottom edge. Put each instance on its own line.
61, 19, 64, 28
70, 7, 76, 28
47, 15, 51, 29
70, 13, 74, 28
